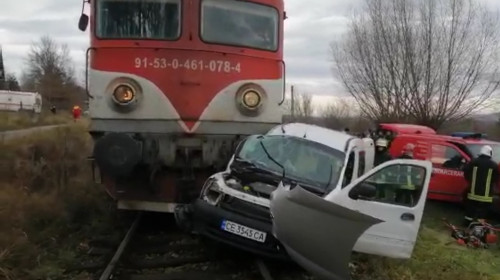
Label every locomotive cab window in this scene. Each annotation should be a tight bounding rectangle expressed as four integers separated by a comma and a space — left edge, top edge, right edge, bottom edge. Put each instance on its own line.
200, 0, 279, 51
96, 0, 181, 40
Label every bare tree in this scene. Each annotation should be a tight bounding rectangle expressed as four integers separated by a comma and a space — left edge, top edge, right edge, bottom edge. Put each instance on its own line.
320, 99, 354, 120
21, 35, 80, 109
4, 74, 20, 91
319, 98, 367, 130
332, 0, 500, 129
293, 91, 314, 118
280, 97, 292, 115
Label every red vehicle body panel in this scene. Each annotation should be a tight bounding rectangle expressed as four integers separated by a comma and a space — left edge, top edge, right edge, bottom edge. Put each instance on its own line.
89, 0, 285, 131
85, 0, 286, 210
91, 50, 281, 129
378, 123, 437, 135
388, 132, 500, 212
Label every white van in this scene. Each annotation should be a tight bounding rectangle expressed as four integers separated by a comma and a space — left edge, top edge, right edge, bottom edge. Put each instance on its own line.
176, 123, 432, 279
0, 90, 42, 113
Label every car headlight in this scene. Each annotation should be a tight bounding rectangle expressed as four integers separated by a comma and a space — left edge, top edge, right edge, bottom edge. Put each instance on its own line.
112, 84, 135, 104
202, 179, 223, 206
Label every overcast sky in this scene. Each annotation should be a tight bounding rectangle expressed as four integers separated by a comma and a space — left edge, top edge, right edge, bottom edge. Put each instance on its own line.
1, 0, 500, 108
0, 0, 363, 97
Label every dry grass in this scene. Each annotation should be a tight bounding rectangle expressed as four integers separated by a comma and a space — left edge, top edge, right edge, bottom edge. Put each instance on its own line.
0, 117, 499, 279
351, 201, 500, 280
0, 123, 119, 280
0, 111, 75, 132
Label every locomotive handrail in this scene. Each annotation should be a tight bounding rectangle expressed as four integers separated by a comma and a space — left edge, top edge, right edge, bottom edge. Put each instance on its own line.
278, 60, 286, 105
85, 47, 96, 99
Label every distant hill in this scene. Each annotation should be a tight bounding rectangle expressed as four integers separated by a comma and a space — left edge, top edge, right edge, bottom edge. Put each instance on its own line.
471, 112, 499, 123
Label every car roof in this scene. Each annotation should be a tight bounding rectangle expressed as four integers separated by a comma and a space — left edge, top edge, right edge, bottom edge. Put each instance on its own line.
396, 133, 499, 145
379, 123, 436, 134
267, 123, 355, 152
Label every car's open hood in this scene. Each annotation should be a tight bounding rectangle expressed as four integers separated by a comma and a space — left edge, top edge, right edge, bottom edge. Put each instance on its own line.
270, 182, 383, 280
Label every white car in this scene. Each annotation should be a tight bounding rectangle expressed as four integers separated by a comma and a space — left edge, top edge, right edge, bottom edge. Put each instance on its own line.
175, 123, 432, 280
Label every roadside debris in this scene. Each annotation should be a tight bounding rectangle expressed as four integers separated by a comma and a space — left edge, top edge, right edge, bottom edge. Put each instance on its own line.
443, 218, 499, 248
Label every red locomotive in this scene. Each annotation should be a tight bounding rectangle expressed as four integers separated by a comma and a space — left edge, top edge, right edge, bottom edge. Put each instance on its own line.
77, 0, 286, 212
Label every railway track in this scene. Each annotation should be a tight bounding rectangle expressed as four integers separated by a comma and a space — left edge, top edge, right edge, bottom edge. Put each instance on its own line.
71, 212, 305, 280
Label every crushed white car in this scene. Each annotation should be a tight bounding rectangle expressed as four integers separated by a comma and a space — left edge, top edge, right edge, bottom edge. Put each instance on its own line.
175, 123, 432, 280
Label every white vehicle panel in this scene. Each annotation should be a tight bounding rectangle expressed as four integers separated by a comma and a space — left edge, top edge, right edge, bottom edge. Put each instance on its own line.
88, 69, 283, 132
270, 159, 432, 280
209, 172, 271, 208
362, 137, 375, 173
328, 159, 432, 258
0, 90, 42, 113
266, 123, 365, 155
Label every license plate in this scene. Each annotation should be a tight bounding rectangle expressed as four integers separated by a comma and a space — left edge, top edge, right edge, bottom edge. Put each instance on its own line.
220, 220, 267, 243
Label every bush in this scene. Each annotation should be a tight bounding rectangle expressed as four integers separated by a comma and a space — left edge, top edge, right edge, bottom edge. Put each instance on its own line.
0, 111, 74, 132
0, 124, 117, 280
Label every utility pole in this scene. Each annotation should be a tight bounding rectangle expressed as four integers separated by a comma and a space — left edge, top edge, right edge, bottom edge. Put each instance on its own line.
0, 45, 5, 90
290, 85, 295, 117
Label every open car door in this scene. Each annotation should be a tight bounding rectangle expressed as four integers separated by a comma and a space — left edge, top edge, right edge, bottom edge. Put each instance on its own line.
270, 159, 432, 280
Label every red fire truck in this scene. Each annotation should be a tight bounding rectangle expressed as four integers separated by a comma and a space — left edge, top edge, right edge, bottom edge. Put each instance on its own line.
77, 0, 286, 212
382, 124, 500, 213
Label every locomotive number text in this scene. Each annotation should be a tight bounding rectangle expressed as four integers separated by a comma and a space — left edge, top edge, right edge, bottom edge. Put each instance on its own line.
134, 58, 241, 73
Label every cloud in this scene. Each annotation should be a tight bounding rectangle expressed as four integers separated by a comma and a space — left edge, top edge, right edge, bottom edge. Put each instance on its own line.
1, 0, 499, 104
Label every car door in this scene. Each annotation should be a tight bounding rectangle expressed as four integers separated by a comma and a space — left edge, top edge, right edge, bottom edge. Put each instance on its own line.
343, 160, 432, 258
426, 142, 468, 202
270, 159, 432, 280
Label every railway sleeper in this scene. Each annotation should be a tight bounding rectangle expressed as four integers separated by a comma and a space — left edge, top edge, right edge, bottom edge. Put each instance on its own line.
129, 242, 204, 255
66, 259, 108, 272
123, 255, 211, 269
122, 271, 239, 280
87, 247, 115, 256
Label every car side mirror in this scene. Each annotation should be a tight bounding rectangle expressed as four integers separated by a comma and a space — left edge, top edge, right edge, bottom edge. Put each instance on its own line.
78, 14, 89, 31
349, 182, 377, 200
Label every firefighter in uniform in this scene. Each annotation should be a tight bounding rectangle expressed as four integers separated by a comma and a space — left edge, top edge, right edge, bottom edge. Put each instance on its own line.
462, 145, 498, 226
395, 143, 418, 205
374, 138, 392, 166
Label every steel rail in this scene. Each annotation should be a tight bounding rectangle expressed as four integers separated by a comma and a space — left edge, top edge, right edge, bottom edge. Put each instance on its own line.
99, 212, 142, 280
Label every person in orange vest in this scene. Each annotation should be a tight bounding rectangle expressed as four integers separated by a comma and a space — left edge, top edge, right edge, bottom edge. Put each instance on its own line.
72, 105, 82, 121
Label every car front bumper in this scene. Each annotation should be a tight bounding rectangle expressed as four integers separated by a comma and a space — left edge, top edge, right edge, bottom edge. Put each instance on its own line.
190, 198, 289, 260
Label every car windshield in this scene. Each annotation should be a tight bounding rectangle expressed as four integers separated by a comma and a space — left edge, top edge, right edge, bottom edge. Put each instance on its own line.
96, 0, 181, 40
234, 135, 346, 192
200, 0, 279, 51
466, 144, 500, 163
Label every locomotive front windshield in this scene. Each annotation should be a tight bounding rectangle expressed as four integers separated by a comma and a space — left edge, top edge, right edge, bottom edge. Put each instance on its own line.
201, 0, 279, 51
96, 0, 181, 40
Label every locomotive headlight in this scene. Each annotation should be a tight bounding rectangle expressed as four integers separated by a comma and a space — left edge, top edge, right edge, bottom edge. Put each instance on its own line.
106, 77, 142, 112
235, 83, 267, 116
242, 90, 261, 108
113, 84, 135, 104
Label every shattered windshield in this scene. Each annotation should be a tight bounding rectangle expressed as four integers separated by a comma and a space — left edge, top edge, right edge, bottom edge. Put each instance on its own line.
234, 135, 345, 192
96, 0, 181, 40
466, 144, 500, 163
